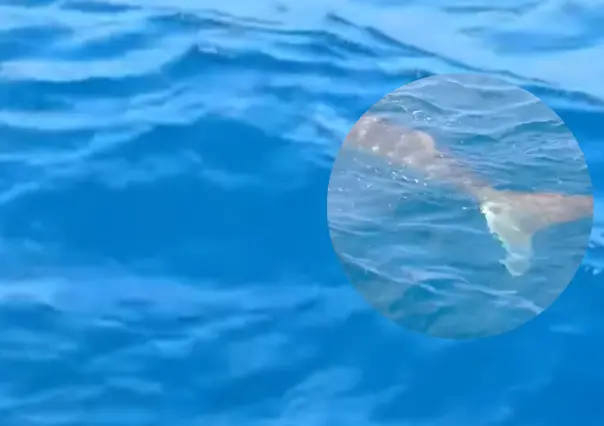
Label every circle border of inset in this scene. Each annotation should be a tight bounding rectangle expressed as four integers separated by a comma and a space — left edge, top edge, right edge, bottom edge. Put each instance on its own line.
326, 73, 594, 340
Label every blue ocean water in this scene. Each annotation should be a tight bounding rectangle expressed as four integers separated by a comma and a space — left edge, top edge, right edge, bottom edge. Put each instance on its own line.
0, 0, 603, 424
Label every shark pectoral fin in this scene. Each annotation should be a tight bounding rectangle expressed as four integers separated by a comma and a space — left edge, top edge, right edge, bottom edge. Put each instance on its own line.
499, 235, 533, 277
480, 200, 535, 277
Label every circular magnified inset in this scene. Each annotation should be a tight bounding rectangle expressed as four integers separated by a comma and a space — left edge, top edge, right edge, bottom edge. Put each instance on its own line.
327, 74, 593, 339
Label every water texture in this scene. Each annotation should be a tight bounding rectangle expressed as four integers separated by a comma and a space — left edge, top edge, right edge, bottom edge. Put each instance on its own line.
0, 0, 603, 425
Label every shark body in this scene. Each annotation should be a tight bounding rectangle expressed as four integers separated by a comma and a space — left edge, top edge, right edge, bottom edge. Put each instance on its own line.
344, 114, 593, 276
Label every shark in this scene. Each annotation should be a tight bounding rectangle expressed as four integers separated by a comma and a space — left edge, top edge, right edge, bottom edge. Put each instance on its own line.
343, 114, 594, 277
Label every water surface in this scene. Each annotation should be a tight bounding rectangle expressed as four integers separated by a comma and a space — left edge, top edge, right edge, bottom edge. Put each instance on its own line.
0, 0, 603, 424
